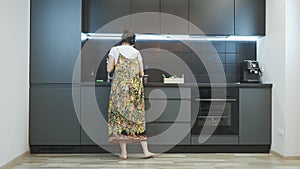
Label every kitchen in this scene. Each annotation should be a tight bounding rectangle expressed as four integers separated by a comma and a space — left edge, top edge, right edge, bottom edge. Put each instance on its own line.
1, 0, 300, 168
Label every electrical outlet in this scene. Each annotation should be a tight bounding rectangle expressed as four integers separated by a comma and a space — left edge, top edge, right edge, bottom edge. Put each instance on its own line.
278, 128, 285, 136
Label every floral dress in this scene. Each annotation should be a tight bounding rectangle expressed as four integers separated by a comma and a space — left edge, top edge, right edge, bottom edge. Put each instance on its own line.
108, 51, 147, 143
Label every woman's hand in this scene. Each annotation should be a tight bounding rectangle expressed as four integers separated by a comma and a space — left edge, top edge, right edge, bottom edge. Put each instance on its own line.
139, 70, 144, 78
138, 58, 144, 78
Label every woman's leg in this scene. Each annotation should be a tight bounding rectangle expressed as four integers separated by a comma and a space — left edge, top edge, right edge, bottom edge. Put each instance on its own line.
140, 141, 155, 158
119, 141, 127, 159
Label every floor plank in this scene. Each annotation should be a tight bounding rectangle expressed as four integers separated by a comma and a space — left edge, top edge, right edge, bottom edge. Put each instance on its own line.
8, 153, 300, 169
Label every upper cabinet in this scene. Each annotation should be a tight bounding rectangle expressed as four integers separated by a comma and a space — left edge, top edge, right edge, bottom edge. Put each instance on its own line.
189, 0, 234, 35
83, 0, 159, 34
160, 0, 189, 34
131, 0, 160, 13
131, 0, 160, 34
82, 0, 266, 36
82, 0, 131, 33
30, 0, 81, 83
235, 0, 266, 36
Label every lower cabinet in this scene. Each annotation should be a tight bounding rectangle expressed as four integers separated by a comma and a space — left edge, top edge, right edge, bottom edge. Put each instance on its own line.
79, 86, 272, 147
30, 85, 81, 145
80, 86, 192, 146
239, 88, 271, 144
145, 87, 191, 145
80, 86, 111, 145
29, 85, 272, 152
147, 123, 190, 145
145, 99, 190, 123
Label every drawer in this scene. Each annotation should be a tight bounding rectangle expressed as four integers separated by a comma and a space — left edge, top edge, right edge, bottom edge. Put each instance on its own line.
145, 87, 191, 99
191, 135, 238, 145
147, 123, 191, 145
145, 100, 190, 122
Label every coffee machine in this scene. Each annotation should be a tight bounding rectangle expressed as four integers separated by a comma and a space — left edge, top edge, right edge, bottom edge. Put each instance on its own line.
240, 60, 261, 83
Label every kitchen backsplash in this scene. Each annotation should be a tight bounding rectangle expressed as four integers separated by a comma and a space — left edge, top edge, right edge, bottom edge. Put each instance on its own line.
82, 39, 256, 83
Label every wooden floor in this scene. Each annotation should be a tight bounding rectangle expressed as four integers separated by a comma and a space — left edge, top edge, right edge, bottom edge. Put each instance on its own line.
9, 153, 300, 169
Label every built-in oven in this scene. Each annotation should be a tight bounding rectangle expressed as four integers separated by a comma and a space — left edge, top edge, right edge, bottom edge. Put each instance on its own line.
191, 87, 239, 137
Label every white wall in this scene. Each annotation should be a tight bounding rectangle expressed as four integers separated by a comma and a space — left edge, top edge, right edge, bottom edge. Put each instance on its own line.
285, 0, 300, 156
0, 0, 299, 163
258, 0, 300, 156
0, 0, 30, 167
257, 0, 287, 155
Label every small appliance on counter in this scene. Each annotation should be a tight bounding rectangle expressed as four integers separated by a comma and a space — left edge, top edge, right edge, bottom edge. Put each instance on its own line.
162, 74, 184, 84
240, 60, 261, 83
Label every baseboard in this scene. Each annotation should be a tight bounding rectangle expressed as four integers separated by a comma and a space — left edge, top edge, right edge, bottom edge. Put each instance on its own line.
79, 145, 270, 153
0, 151, 30, 169
271, 150, 300, 160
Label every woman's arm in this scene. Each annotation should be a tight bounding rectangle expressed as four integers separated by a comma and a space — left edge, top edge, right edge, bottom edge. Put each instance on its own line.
138, 59, 144, 78
107, 55, 115, 73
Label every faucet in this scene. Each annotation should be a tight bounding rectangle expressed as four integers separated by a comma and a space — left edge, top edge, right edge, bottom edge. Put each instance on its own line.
107, 72, 113, 82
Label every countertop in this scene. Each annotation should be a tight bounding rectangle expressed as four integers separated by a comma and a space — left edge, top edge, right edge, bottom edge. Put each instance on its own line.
81, 82, 272, 88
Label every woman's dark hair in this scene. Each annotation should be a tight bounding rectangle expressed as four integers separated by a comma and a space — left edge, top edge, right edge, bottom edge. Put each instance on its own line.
121, 30, 136, 45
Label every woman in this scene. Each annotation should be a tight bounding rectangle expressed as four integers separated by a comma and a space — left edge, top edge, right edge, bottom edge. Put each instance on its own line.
107, 30, 155, 160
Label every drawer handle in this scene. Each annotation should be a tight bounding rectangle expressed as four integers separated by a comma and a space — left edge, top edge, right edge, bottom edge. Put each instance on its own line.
195, 99, 237, 102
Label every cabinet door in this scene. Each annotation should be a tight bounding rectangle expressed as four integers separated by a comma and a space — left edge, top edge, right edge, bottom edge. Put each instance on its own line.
131, 0, 160, 34
82, 0, 131, 33
145, 87, 191, 99
239, 88, 271, 144
160, 0, 189, 34
30, 85, 81, 145
235, 0, 266, 35
145, 100, 191, 123
189, 0, 234, 35
30, 0, 81, 83
147, 123, 191, 145
80, 86, 111, 145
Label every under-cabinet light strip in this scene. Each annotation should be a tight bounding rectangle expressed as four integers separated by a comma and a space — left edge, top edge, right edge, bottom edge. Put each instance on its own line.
83, 33, 261, 41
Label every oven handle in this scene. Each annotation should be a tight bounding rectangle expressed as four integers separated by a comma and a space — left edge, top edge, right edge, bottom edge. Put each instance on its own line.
195, 98, 237, 102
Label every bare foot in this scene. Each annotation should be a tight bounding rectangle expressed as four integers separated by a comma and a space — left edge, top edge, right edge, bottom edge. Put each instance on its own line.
119, 155, 127, 160
143, 152, 156, 159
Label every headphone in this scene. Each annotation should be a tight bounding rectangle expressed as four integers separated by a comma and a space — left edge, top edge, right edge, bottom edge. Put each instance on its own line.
122, 35, 136, 46
129, 35, 136, 45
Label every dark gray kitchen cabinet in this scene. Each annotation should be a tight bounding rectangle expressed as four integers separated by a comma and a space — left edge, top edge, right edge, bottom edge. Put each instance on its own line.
160, 0, 189, 34
235, 0, 266, 35
147, 123, 191, 145
189, 0, 234, 35
80, 86, 111, 145
131, 0, 160, 34
131, 0, 160, 13
80, 86, 192, 145
145, 87, 191, 145
145, 100, 191, 123
30, 85, 81, 145
82, 0, 131, 33
145, 87, 191, 123
239, 88, 271, 144
30, 0, 81, 83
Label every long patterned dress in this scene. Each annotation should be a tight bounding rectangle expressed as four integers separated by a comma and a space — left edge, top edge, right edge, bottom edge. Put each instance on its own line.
108, 52, 147, 143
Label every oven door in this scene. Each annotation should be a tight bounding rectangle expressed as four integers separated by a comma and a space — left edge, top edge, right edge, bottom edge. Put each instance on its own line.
191, 88, 239, 136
